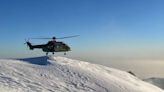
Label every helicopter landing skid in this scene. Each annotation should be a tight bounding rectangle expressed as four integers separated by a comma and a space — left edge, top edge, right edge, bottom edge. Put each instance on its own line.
46, 52, 55, 56
46, 52, 66, 55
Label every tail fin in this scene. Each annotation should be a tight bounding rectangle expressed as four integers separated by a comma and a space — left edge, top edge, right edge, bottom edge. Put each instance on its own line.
26, 42, 34, 50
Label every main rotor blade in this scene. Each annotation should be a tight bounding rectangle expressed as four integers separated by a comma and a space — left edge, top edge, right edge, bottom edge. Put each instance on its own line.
30, 35, 80, 40
30, 38, 51, 39
56, 35, 80, 39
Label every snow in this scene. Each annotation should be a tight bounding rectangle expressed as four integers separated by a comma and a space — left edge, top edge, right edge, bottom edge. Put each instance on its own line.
0, 56, 163, 92
144, 78, 164, 90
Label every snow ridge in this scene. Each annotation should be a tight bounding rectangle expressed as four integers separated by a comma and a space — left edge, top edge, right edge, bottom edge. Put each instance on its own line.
0, 56, 163, 92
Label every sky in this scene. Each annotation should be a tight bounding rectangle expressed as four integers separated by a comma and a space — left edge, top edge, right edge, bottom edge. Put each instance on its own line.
0, 0, 164, 61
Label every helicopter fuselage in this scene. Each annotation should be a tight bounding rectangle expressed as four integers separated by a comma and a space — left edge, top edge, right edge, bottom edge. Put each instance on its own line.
26, 41, 71, 55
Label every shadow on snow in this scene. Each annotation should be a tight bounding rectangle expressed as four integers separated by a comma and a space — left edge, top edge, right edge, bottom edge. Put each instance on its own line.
18, 56, 51, 65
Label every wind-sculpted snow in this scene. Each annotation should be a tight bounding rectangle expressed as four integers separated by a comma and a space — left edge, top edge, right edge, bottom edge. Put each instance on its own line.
0, 56, 163, 92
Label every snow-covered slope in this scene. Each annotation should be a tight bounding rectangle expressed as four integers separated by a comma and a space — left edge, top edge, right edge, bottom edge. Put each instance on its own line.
0, 56, 163, 92
144, 78, 164, 90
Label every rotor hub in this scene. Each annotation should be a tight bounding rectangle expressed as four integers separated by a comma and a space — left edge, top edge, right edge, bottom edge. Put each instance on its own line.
52, 37, 56, 40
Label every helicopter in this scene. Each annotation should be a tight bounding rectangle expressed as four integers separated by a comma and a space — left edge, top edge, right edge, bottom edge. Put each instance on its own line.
25, 35, 79, 55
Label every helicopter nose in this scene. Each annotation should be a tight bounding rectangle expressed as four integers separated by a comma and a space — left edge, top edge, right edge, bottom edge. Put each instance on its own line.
67, 46, 71, 51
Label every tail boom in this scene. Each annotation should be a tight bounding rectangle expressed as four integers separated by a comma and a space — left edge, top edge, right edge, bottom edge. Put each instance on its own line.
26, 42, 34, 50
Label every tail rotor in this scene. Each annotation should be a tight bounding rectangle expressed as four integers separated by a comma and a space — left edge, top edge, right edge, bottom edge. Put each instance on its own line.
24, 38, 33, 50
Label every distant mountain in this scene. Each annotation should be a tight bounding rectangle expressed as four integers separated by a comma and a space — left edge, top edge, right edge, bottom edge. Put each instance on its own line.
0, 56, 163, 92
